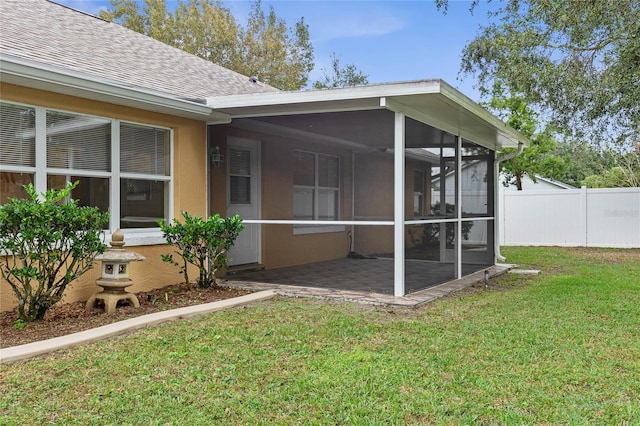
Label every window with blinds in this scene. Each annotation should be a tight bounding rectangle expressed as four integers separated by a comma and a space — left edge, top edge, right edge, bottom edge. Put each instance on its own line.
229, 148, 251, 204
0, 101, 172, 231
0, 103, 36, 167
46, 111, 111, 171
0, 103, 36, 201
121, 123, 169, 176
120, 123, 171, 228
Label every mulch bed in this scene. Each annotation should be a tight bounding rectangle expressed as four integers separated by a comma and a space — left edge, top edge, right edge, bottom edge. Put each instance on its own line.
0, 283, 250, 348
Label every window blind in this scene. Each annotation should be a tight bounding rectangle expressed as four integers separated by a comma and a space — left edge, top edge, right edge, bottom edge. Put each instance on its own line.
46, 111, 111, 171
229, 148, 251, 204
120, 123, 169, 176
229, 148, 250, 175
0, 103, 36, 167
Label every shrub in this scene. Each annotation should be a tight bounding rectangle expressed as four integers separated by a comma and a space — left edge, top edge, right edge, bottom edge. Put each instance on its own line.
159, 211, 244, 288
0, 183, 109, 322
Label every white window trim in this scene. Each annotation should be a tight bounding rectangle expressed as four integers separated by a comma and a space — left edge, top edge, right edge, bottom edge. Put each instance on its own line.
1, 101, 173, 246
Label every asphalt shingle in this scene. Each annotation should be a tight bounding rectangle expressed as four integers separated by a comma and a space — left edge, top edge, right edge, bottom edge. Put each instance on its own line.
0, 0, 279, 101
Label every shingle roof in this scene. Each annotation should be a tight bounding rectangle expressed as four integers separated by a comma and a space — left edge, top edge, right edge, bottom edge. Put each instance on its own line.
0, 0, 278, 101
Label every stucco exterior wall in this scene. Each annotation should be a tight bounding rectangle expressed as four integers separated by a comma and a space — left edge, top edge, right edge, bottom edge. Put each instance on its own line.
210, 123, 435, 267
213, 125, 355, 269
352, 151, 433, 255
1, 83, 207, 312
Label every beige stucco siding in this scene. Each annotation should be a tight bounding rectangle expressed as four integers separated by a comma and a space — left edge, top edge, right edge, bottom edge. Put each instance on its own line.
211, 122, 433, 269
0, 83, 207, 312
213, 125, 354, 269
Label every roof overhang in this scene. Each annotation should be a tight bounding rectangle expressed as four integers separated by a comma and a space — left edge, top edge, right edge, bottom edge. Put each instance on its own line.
208, 80, 529, 150
0, 54, 231, 123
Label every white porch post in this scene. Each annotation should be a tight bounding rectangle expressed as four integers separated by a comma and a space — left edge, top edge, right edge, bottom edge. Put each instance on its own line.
456, 135, 462, 279
394, 111, 406, 297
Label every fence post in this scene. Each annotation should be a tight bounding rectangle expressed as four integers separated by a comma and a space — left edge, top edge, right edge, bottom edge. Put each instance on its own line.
580, 186, 588, 246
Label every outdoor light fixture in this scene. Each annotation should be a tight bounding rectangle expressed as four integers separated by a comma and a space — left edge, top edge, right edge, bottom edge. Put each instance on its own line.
211, 145, 224, 168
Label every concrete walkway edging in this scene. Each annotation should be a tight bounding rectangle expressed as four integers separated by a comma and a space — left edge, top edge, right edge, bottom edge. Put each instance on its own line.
1, 290, 276, 364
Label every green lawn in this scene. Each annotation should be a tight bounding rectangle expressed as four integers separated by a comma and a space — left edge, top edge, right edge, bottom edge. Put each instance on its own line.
1, 247, 639, 425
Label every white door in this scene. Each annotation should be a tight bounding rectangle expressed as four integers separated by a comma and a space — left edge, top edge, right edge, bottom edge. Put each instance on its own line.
227, 137, 260, 265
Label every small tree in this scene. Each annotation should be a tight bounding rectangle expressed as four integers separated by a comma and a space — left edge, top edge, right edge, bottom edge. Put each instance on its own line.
0, 183, 109, 322
159, 211, 244, 288
484, 84, 567, 190
313, 52, 369, 89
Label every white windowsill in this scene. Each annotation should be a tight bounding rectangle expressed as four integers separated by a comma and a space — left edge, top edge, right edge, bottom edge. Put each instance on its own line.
106, 229, 166, 246
293, 225, 346, 235
0, 230, 167, 257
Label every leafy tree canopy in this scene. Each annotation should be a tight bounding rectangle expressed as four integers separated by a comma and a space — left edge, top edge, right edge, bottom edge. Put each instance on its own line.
438, 0, 640, 150
485, 84, 566, 190
552, 138, 639, 188
580, 145, 640, 188
313, 52, 369, 89
582, 166, 638, 188
101, 0, 314, 90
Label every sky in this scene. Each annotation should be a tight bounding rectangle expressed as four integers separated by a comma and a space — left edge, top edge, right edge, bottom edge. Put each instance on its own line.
54, 0, 498, 101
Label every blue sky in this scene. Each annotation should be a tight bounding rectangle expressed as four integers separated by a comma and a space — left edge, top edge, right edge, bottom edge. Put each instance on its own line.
55, 0, 496, 100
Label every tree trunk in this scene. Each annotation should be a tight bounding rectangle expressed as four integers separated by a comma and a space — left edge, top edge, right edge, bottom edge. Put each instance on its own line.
516, 172, 523, 191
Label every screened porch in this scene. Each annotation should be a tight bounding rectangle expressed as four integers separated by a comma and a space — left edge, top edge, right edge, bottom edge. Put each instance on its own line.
208, 81, 525, 297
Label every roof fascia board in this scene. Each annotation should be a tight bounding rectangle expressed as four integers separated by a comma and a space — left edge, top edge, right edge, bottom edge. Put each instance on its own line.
380, 96, 462, 140
219, 103, 383, 120
438, 80, 529, 147
207, 80, 442, 110
1, 54, 228, 121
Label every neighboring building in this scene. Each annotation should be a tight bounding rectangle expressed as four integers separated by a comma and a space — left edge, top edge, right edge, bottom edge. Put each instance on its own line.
0, 0, 528, 311
501, 174, 576, 191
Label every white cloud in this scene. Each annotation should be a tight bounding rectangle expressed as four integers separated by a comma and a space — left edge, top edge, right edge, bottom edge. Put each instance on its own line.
306, 4, 408, 42
315, 16, 405, 41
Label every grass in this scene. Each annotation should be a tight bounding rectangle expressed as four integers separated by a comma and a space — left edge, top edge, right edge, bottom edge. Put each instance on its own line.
1, 247, 639, 425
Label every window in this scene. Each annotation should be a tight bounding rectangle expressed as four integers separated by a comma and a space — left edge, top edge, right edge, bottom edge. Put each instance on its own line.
293, 151, 340, 221
120, 123, 170, 228
0, 101, 172, 234
0, 103, 35, 202
46, 110, 112, 215
229, 148, 251, 204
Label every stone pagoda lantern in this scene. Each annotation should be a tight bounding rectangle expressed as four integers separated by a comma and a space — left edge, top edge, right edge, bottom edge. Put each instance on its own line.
86, 229, 145, 314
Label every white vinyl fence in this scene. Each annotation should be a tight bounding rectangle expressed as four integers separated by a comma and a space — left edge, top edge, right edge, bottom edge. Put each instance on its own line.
500, 187, 640, 248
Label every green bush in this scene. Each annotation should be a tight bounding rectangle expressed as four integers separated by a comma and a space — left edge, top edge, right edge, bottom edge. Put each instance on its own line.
0, 183, 109, 322
159, 211, 244, 288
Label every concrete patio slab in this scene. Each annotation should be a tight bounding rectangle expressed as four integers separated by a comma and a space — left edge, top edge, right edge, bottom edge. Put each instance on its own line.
226, 263, 513, 308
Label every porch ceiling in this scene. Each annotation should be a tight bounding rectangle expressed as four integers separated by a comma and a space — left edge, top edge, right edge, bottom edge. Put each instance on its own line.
208, 80, 529, 151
